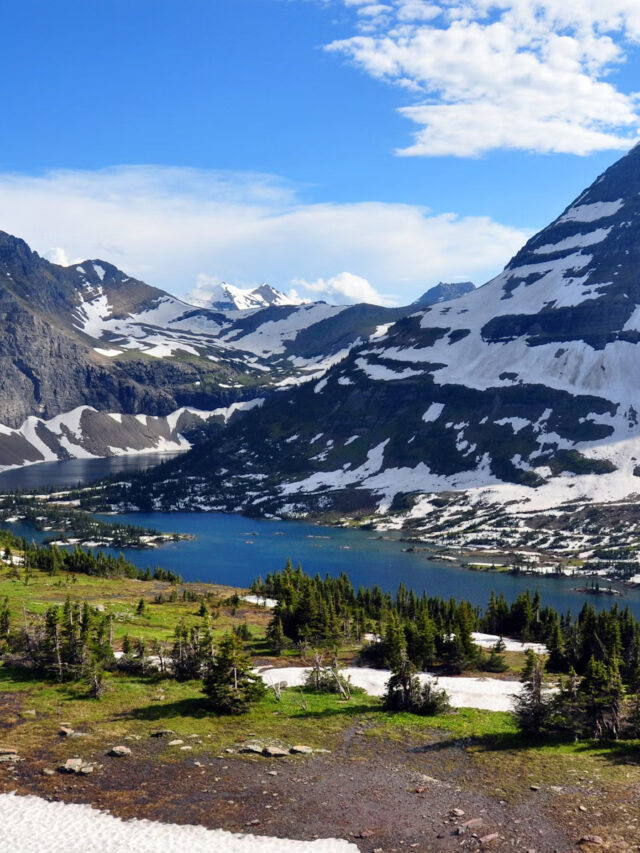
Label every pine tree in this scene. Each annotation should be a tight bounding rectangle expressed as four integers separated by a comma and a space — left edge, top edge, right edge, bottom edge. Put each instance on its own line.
0, 597, 10, 644
580, 656, 624, 740
266, 615, 286, 655
514, 653, 550, 736
545, 619, 567, 673
202, 633, 265, 714
383, 612, 406, 669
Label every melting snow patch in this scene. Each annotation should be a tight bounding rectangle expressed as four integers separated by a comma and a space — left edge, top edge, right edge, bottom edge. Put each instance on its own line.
558, 199, 624, 223
422, 402, 444, 423
0, 793, 356, 852
533, 227, 612, 255
259, 667, 522, 712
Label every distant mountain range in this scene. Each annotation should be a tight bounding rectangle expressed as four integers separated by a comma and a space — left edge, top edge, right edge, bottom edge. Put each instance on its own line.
111, 142, 640, 523
186, 281, 308, 312
1, 233, 474, 470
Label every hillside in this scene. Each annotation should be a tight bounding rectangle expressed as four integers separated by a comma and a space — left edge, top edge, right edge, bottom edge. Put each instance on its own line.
0, 233, 412, 469
114, 143, 640, 532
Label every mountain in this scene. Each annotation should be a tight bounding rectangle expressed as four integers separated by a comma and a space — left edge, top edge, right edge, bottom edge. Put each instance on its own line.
186, 281, 308, 312
0, 232, 407, 469
412, 281, 475, 306
120, 142, 640, 526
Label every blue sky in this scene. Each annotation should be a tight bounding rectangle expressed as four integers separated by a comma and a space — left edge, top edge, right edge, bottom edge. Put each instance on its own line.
1, 0, 639, 304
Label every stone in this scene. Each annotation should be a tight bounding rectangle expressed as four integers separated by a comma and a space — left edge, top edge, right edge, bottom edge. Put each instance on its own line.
41, 768, 55, 776
150, 729, 175, 738
168, 740, 184, 747
21, 710, 36, 717
0, 747, 19, 755
239, 742, 264, 754
108, 745, 131, 757
579, 805, 588, 812
78, 764, 94, 775
262, 746, 288, 758
59, 726, 74, 737
0, 754, 19, 763
180, 746, 193, 751
578, 836, 603, 846
58, 758, 84, 774
290, 745, 313, 755
480, 834, 499, 844
463, 818, 484, 829
530, 785, 541, 791
452, 809, 465, 817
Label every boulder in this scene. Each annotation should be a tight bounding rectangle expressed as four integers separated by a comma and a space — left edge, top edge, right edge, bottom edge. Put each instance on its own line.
239, 742, 264, 754
263, 746, 288, 758
167, 739, 184, 746
58, 758, 85, 774
108, 745, 131, 757
290, 745, 313, 755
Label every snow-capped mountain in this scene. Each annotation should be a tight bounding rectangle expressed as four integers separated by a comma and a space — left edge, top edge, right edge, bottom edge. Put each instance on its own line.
0, 231, 408, 469
187, 281, 309, 312
123, 142, 640, 522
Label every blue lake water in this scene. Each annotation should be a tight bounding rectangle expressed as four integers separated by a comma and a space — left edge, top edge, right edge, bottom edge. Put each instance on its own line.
2, 456, 639, 617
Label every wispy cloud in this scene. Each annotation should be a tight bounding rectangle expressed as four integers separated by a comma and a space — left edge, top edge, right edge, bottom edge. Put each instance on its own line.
0, 165, 528, 304
322, 0, 640, 156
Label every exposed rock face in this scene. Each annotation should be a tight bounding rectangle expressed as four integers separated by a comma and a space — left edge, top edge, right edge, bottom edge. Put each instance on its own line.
118, 142, 640, 518
412, 281, 475, 306
0, 231, 409, 467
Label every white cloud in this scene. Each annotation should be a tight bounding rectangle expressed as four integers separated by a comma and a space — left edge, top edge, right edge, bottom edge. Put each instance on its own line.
323, 0, 640, 156
291, 271, 394, 304
43, 247, 83, 267
0, 165, 528, 305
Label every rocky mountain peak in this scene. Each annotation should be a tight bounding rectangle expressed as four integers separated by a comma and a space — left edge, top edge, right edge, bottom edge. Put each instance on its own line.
412, 281, 475, 306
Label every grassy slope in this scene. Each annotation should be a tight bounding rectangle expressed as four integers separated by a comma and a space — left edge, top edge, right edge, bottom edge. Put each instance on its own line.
1, 563, 640, 817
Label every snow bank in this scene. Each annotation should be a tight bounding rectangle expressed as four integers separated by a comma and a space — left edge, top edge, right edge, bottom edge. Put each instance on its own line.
0, 793, 357, 852
241, 594, 278, 608
471, 632, 548, 654
258, 666, 522, 712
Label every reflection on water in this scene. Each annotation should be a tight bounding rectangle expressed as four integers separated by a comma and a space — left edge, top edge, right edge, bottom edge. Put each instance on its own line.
0, 452, 185, 491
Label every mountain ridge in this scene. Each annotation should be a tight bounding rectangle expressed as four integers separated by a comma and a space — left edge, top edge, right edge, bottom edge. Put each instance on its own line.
111, 142, 640, 524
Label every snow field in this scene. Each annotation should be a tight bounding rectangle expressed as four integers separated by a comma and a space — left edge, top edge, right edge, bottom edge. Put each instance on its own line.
0, 793, 357, 853
258, 666, 523, 712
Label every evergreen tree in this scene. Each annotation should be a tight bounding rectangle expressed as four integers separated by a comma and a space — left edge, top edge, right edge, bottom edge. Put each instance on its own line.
266, 615, 286, 655
514, 653, 550, 736
202, 632, 265, 714
0, 597, 10, 644
579, 656, 624, 740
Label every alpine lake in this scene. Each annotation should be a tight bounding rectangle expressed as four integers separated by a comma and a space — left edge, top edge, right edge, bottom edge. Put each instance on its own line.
2, 453, 640, 618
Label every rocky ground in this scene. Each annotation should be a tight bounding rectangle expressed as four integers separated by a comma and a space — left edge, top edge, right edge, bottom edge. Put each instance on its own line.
2, 716, 638, 853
